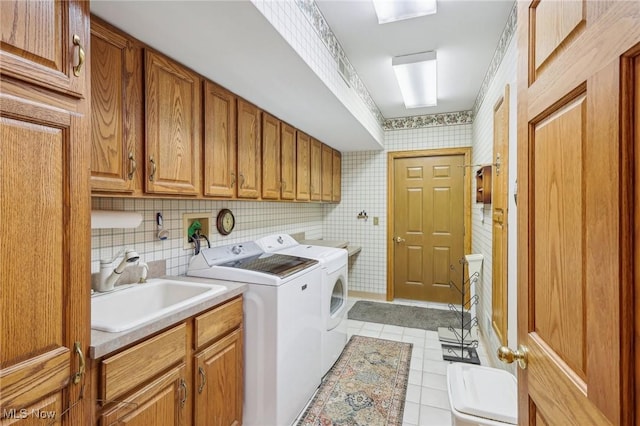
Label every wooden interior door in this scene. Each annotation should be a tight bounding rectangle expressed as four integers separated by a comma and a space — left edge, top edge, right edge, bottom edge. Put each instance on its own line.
516, 1, 638, 424
492, 85, 509, 346
392, 154, 465, 304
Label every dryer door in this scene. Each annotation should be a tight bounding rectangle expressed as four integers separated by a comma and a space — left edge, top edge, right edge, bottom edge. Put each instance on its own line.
328, 272, 347, 329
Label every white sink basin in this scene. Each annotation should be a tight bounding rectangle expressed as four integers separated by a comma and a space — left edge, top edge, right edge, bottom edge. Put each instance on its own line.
92, 278, 226, 333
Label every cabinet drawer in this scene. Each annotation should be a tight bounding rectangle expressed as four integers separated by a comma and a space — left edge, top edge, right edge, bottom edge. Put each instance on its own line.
101, 324, 186, 403
195, 296, 243, 350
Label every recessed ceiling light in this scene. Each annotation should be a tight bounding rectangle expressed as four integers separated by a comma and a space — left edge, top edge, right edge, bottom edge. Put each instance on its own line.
372, 0, 437, 24
392, 51, 437, 108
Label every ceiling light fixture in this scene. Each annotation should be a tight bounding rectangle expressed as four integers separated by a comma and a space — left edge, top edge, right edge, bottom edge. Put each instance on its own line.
372, 0, 437, 24
392, 51, 437, 108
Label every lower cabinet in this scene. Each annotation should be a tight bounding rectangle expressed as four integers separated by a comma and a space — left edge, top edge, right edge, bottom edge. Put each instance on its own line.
194, 329, 243, 426
94, 296, 244, 426
99, 364, 187, 426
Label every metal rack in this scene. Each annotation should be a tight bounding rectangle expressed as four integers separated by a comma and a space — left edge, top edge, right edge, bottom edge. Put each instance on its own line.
441, 258, 481, 365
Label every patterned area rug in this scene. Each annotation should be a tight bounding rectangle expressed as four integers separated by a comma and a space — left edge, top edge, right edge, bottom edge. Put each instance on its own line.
348, 300, 470, 331
297, 336, 412, 426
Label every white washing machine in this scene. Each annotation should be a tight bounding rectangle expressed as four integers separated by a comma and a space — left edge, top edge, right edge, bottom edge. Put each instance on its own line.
187, 241, 323, 426
256, 234, 349, 375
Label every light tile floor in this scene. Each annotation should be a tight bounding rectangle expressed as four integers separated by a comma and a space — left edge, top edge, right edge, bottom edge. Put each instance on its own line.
344, 297, 493, 426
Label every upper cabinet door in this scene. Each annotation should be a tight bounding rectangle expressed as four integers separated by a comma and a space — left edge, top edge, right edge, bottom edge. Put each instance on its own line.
332, 149, 341, 203
237, 99, 261, 199
145, 50, 201, 195
0, 0, 88, 97
296, 132, 311, 201
90, 18, 143, 194
309, 138, 322, 201
203, 81, 237, 198
321, 143, 333, 201
280, 123, 297, 200
261, 113, 281, 200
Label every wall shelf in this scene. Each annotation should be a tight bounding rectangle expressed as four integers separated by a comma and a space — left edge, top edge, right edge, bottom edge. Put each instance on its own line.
475, 165, 492, 204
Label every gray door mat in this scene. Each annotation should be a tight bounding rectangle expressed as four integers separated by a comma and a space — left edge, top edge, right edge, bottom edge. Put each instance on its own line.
348, 300, 470, 332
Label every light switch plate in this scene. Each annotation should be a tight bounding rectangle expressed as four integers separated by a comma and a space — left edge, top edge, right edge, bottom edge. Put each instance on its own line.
373, 217, 379, 226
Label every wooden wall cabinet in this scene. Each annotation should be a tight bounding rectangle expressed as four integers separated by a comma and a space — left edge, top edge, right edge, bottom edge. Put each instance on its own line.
475, 165, 492, 203
310, 138, 322, 201
332, 149, 342, 203
321, 144, 333, 201
203, 81, 237, 198
90, 18, 143, 194
296, 132, 311, 201
280, 123, 297, 200
261, 112, 281, 200
145, 50, 201, 195
237, 99, 262, 199
0, 1, 91, 424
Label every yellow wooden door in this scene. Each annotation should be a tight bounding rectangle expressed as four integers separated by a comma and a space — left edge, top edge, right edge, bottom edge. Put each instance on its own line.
280, 123, 296, 200
237, 99, 261, 199
145, 50, 201, 195
309, 138, 322, 201
90, 18, 142, 194
515, 1, 638, 424
261, 112, 281, 200
203, 81, 237, 198
194, 329, 243, 426
393, 154, 465, 304
491, 85, 509, 346
296, 132, 311, 201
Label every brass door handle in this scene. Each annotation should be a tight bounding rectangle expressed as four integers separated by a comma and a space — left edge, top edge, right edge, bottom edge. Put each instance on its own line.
198, 366, 207, 394
149, 156, 156, 181
180, 378, 187, 407
230, 172, 236, 188
497, 345, 529, 369
72, 341, 85, 384
393, 236, 405, 243
127, 152, 137, 180
239, 173, 245, 188
72, 34, 85, 77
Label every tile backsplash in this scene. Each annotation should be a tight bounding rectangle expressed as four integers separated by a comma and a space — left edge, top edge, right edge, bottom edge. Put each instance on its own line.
91, 198, 324, 276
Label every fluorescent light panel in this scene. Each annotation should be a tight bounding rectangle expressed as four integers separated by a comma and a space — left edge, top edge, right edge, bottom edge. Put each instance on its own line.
392, 51, 437, 108
372, 0, 437, 24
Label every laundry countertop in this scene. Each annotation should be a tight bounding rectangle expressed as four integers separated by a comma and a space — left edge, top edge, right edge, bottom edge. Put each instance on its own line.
299, 239, 361, 257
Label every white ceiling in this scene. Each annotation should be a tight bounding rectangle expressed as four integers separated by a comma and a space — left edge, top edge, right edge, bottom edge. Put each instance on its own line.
315, 0, 514, 118
91, 1, 513, 151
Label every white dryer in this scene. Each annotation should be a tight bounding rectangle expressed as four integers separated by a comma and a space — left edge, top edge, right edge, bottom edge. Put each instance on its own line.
256, 234, 348, 375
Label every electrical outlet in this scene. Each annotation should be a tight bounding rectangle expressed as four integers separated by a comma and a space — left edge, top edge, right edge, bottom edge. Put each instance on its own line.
373, 217, 379, 226
182, 213, 211, 249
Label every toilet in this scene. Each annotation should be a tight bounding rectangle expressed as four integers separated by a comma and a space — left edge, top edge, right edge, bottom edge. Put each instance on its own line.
446, 363, 517, 426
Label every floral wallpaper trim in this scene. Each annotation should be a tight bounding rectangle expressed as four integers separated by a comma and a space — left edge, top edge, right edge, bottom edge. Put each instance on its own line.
471, 1, 517, 116
383, 111, 473, 130
295, 0, 385, 126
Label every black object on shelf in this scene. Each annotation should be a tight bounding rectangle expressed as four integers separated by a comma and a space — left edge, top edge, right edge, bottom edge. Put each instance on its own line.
442, 258, 481, 365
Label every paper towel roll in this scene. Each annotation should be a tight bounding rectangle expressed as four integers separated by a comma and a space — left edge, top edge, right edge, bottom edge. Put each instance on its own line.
91, 210, 143, 229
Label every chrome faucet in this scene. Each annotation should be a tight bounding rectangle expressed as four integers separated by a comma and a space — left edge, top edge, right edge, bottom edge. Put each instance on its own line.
96, 249, 146, 292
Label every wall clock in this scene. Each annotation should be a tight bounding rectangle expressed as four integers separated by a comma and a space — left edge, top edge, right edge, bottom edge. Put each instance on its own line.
216, 209, 235, 235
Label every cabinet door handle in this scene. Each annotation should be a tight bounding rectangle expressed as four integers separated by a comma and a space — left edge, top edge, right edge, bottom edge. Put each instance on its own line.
127, 152, 137, 180
239, 173, 245, 188
230, 172, 236, 188
72, 341, 85, 385
198, 367, 207, 394
149, 156, 156, 182
180, 378, 187, 407
72, 35, 85, 77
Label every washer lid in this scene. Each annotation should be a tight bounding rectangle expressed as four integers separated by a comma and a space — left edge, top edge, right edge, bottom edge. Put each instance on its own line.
220, 253, 318, 278
448, 364, 517, 425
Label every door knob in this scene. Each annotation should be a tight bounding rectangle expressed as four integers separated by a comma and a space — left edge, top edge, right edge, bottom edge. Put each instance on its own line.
497, 345, 529, 369
393, 236, 405, 243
